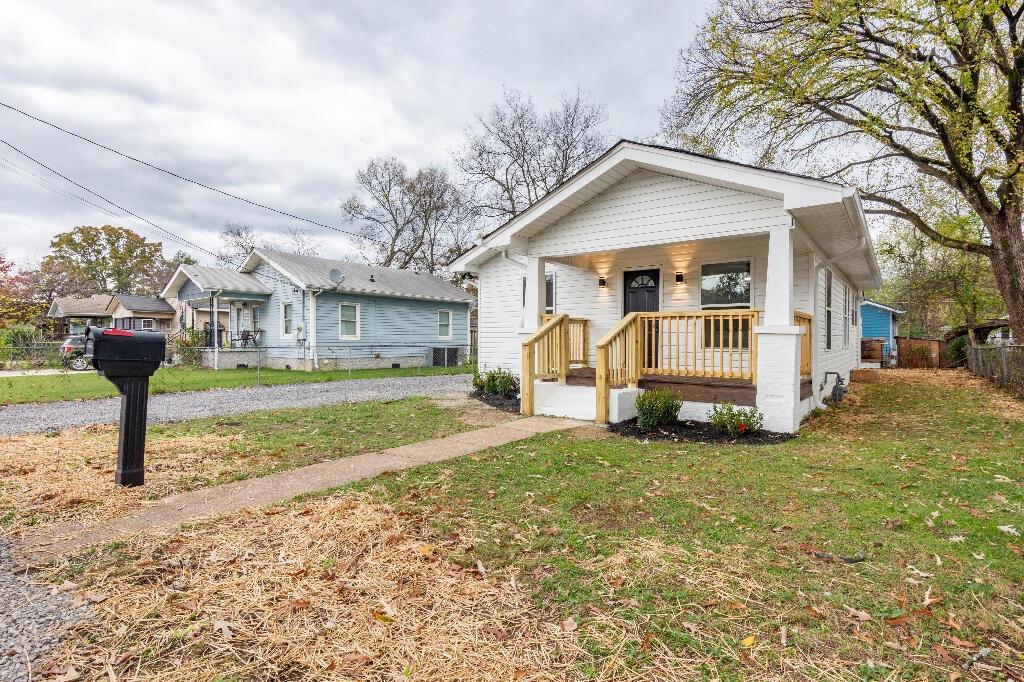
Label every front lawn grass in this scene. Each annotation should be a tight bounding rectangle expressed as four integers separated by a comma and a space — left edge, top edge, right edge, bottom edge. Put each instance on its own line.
33, 370, 1024, 680
0, 397, 486, 534
346, 371, 1024, 679
0, 364, 472, 405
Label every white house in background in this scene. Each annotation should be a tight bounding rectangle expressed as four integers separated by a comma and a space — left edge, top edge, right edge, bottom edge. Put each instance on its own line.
450, 140, 882, 433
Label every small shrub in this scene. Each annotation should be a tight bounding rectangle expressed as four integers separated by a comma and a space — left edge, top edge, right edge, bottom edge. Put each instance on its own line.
480, 368, 520, 398
635, 389, 682, 432
707, 403, 764, 437
947, 336, 967, 367
471, 368, 485, 391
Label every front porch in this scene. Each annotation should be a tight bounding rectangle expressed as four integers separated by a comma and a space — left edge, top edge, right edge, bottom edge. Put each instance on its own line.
521, 308, 813, 425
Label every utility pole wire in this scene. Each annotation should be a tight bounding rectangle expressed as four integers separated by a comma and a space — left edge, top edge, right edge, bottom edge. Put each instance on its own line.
0, 99, 383, 246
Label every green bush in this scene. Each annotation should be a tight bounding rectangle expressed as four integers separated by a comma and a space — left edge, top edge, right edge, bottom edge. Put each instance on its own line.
471, 368, 486, 391
947, 335, 967, 366
480, 368, 520, 398
635, 389, 682, 431
707, 403, 764, 437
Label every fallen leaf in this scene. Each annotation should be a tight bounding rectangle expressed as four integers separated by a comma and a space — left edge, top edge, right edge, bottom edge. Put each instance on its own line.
931, 643, 951, 662
561, 617, 578, 632
886, 616, 909, 627
482, 626, 509, 641
372, 611, 394, 623
740, 635, 756, 647
212, 621, 233, 638
948, 635, 977, 649
998, 525, 1021, 537
805, 605, 822, 618
281, 599, 311, 610
844, 605, 872, 622
641, 632, 654, 651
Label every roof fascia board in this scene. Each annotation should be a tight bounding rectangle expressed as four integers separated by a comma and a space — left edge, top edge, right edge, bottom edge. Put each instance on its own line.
158, 265, 188, 299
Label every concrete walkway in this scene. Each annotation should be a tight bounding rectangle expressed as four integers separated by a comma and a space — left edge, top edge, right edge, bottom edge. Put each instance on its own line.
17, 415, 582, 563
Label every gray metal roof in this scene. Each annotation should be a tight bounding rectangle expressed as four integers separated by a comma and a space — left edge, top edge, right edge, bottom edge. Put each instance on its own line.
250, 248, 476, 303
113, 294, 176, 314
181, 264, 272, 294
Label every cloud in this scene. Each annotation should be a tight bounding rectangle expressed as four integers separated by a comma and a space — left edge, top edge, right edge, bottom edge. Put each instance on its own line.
0, 0, 703, 267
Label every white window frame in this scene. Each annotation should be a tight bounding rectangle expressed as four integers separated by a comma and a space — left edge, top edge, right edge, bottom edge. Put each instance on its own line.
338, 302, 360, 340
280, 302, 294, 339
825, 268, 833, 351
438, 309, 453, 340
843, 283, 850, 349
140, 318, 155, 330
698, 259, 753, 310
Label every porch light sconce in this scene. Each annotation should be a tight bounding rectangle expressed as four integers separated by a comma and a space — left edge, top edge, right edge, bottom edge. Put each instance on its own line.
598, 276, 607, 289
675, 272, 684, 286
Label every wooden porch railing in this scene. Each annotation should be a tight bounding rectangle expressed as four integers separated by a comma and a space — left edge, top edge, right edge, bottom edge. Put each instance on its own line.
542, 314, 590, 367
794, 311, 812, 377
521, 314, 570, 416
596, 309, 762, 422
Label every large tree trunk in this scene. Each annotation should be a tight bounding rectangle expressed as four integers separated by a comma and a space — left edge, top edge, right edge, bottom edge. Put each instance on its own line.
985, 210, 1024, 342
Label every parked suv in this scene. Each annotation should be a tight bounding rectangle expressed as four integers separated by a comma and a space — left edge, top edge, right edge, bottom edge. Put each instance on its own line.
60, 335, 91, 371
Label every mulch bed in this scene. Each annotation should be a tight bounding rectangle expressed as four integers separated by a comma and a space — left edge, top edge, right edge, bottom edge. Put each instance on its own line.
608, 417, 796, 445
470, 390, 522, 413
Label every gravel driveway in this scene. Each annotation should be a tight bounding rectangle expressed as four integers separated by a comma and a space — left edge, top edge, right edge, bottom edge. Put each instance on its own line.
0, 374, 473, 436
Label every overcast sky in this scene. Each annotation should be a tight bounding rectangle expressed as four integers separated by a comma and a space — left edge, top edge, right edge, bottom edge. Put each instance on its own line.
0, 0, 706, 267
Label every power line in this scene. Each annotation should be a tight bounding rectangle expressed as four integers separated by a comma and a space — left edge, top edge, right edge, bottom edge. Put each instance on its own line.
0, 141, 305, 291
0, 99, 379, 246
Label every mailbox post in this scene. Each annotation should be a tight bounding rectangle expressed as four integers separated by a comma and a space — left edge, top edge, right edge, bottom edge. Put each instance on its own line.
83, 326, 166, 486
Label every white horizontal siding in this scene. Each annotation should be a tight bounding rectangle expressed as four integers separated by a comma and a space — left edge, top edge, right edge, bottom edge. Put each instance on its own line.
815, 263, 860, 397
477, 255, 527, 373
528, 169, 791, 257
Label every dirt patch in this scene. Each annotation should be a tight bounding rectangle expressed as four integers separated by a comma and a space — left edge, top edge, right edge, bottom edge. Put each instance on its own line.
0, 426, 243, 535
608, 418, 795, 445
864, 368, 1024, 421
38, 495, 583, 681
429, 395, 517, 427
570, 425, 615, 441
470, 390, 521, 414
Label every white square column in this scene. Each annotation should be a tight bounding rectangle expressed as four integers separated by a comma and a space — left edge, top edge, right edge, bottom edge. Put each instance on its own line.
755, 225, 803, 432
521, 256, 546, 333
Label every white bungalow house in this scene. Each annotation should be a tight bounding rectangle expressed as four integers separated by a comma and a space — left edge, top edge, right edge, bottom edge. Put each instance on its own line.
450, 140, 881, 433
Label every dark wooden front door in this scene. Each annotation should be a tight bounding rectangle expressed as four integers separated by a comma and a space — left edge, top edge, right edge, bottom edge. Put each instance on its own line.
624, 270, 660, 368
624, 270, 660, 314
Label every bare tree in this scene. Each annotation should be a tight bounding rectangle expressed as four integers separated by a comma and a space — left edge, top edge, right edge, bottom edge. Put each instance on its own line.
455, 87, 609, 222
216, 222, 324, 266
342, 158, 476, 273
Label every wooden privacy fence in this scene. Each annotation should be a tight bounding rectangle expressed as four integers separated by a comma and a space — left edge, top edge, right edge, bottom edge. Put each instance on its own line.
896, 337, 947, 369
967, 345, 1024, 397
596, 309, 762, 422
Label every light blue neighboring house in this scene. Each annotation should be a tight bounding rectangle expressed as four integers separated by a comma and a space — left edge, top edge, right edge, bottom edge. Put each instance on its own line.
161, 248, 475, 370
860, 298, 904, 363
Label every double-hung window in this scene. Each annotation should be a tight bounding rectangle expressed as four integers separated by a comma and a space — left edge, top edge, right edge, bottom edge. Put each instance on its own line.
140, 318, 155, 331
251, 305, 260, 330
339, 302, 359, 339
281, 302, 293, 338
843, 283, 850, 349
438, 309, 452, 339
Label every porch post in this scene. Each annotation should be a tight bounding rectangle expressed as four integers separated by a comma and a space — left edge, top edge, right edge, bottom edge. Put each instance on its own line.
523, 256, 545, 332
212, 295, 220, 371
754, 225, 802, 432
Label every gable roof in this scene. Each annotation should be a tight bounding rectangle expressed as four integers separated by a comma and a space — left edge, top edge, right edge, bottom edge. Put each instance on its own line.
160, 264, 272, 298
861, 298, 905, 315
451, 139, 881, 290
113, 294, 176, 314
241, 248, 475, 304
47, 294, 114, 318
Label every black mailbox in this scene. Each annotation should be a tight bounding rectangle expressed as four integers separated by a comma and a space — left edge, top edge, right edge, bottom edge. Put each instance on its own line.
83, 326, 166, 487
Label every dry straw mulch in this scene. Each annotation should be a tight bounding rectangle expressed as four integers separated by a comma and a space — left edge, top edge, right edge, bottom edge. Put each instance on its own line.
0, 425, 243, 535
41, 495, 586, 681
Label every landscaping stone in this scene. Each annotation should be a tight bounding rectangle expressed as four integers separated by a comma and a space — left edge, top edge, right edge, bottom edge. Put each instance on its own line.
0, 542, 89, 682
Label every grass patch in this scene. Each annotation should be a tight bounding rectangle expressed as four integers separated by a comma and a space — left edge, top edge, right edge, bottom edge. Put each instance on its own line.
30, 370, 1024, 680
0, 397, 486, 534
0, 364, 473, 405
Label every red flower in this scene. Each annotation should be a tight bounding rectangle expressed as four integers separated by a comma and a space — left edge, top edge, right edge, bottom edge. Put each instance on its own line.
738, 423, 747, 431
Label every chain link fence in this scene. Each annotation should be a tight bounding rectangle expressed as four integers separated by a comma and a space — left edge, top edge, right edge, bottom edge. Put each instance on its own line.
966, 345, 1024, 397
0, 343, 65, 370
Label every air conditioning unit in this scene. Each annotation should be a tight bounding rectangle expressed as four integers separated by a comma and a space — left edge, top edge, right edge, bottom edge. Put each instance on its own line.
426, 347, 460, 367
